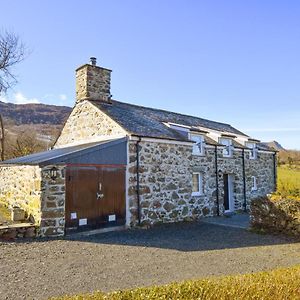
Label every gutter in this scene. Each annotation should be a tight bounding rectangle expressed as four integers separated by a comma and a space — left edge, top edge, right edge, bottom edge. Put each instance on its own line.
214, 145, 220, 216
242, 149, 247, 212
136, 137, 142, 225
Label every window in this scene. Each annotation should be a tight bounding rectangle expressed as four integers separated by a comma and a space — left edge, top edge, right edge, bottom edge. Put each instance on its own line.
192, 172, 204, 196
251, 176, 257, 191
246, 142, 257, 159
219, 138, 233, 157
190, 134, 204, 155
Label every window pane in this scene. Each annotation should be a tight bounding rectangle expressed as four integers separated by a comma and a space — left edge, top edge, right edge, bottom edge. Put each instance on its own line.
192, 173, 199, 192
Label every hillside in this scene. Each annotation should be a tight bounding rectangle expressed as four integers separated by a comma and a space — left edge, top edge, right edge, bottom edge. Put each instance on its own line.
0, 101, 71, 126
262, 140, 285, 151
0, 101, 72, 159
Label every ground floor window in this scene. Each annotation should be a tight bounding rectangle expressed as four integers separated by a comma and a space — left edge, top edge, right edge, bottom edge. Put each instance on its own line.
251, 176, 257, 191
192, 172, 204, 196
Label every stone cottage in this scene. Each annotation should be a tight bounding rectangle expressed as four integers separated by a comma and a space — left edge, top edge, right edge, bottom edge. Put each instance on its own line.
0, 58, 277, 237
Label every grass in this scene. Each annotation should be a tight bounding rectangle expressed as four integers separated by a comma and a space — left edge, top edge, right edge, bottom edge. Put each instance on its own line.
52, 265, 300, 300
277, 166, 300, 199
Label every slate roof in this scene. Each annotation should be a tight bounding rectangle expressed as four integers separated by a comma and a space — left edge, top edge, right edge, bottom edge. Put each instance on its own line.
90, 100, 248, 142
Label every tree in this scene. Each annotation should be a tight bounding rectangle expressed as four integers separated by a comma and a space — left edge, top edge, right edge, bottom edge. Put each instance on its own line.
0, 31, 26, 93
0, 30, 27, 161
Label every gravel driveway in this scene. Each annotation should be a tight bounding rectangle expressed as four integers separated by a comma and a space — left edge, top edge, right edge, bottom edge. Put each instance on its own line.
1, 222, 300, 300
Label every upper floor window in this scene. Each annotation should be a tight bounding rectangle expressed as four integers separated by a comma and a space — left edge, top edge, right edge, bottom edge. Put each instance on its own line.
192, 172, 204, 196
190, 133, 204, 156
246, 142, 257, 159
219, 138, 233, 157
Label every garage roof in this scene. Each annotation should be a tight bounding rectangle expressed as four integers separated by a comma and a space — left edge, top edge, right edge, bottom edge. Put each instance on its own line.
0, 138, 127, 166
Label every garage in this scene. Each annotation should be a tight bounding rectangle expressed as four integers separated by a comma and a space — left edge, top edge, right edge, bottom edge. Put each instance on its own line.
0, 137, 127, 236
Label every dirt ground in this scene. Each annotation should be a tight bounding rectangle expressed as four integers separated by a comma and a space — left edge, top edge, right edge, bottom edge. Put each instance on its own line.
1, 222, 300, 300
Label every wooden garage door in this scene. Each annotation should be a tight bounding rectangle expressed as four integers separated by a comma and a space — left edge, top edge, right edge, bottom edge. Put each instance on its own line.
65, 165, 126, 231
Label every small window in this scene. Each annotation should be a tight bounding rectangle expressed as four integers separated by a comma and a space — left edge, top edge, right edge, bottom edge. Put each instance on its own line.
246, 142, 257, 159
190, 134, 204, 155
219, 138, 233, 157
192, 172, 204, 196
251, 176, 257, 191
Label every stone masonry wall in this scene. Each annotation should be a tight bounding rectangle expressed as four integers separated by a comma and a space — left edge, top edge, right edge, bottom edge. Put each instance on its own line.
55, 100, 127, 147
127, 140, 276, 226
245, 151, 276, 207
0, 165, 42, 224
40, 165, 66, 237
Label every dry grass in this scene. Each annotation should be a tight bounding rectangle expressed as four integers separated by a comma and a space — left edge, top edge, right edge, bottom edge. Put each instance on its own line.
52, 265, 300, 300
277, 166, 300, 199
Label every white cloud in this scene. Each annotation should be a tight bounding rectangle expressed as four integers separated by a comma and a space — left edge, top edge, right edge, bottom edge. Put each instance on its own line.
0, 92, 40, 104
0, 95, 8, 103
59, 94, 67, 101
13, 92, 40, 104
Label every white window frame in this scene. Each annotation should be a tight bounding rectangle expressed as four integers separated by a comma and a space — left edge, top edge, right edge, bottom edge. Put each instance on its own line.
219, 138, 233, 157
246, 142, 257, 159
251, 176, 257, 191
190, 133, 205, 156
192, 172, 204, 196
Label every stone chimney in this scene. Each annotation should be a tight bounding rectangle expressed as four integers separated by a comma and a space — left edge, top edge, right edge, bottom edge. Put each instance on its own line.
76, 57, 112, 103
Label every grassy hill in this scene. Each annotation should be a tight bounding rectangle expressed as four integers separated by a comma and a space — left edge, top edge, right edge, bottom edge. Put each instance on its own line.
0, 101, 72, 159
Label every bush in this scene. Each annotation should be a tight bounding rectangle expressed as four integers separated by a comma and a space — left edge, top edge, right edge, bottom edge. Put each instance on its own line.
52, 265, 300, 300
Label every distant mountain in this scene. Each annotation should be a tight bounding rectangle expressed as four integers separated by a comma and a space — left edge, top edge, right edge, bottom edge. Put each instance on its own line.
0, 101, 72, 126
0, 101, 72, 155
262, 140, 286, 151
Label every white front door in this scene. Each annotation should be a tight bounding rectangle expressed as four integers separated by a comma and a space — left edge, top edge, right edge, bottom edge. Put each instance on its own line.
224, 174, 234, 212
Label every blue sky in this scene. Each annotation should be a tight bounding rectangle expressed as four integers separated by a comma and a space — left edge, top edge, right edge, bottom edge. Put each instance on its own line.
1, 0, 300, 149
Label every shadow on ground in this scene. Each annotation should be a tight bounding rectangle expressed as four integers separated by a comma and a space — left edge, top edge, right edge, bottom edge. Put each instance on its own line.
64, 221, 299, 252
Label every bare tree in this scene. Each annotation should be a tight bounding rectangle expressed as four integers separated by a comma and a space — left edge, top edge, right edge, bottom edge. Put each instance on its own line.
0, 31, 26, 93
0, 114, 4, 161
0, 30, 27, 160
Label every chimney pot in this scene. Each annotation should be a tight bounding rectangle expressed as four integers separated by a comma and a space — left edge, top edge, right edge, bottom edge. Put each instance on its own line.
90, 57, 97, 66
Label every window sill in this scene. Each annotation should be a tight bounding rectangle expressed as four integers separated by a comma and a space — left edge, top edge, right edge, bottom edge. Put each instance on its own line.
192, 192, 205, 197
192, 153, 205, 157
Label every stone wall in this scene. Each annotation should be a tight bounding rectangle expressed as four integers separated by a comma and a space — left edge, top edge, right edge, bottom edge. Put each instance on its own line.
250, 196, 300, 235
40, 165, 66, 237
0, 165, 42, 223
127, 139, 276, 227
245, 151, 276, 207
55, 101, 127, 147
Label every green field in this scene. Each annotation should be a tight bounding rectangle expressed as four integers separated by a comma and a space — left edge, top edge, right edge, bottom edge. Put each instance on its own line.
277, 166, 300, 199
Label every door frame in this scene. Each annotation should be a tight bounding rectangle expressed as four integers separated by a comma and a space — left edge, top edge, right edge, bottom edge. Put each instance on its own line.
65, 164, 126, 232
224, 174, 234, 213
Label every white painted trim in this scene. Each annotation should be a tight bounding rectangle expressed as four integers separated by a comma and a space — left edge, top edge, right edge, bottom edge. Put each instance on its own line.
129, 136, 193, 146
125, 139, 130, 227
164, 122, 190, 132
224, 174, 234, 213
192, 172, 204, 196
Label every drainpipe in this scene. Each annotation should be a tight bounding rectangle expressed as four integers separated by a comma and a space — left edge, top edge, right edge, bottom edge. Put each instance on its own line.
136, 137, 141, 225
273, 152, 277, 191
214, 145, 220, 216
242, 149, 247, 212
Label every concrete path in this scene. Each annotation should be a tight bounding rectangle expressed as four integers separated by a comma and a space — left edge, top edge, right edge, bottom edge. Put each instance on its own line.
201, 213, 250, 229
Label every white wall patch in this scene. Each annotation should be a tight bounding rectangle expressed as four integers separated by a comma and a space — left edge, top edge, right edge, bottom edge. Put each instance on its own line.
79, 218, 87, 226
71, 212, 77, 219
108, 214, 116, 222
